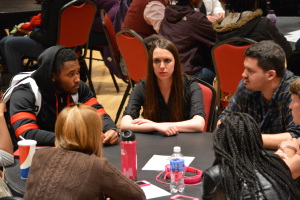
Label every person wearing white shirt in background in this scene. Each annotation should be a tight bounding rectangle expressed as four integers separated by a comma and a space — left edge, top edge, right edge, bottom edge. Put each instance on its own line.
122, 0, 170, 38
195, 0, 225, 23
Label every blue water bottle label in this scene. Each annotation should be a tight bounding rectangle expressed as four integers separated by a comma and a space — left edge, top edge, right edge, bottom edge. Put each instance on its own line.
170, 158, 185, 172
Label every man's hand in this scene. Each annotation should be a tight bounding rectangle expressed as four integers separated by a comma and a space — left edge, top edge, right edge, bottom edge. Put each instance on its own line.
103, 130, 119, 145
14, 26, 31, 35
154, 123, 178, 136
206, 15, 218, 23
217, 13, 225, 19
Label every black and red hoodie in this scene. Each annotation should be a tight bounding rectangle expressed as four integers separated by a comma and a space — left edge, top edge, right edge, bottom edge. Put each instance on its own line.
7, 46, 116, 147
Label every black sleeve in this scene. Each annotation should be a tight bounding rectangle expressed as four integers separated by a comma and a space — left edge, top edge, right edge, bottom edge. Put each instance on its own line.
202, 171, 217, 200
188, 81, 206, 119
78, 82, 117, 132
122, 81, 145, 119
30, 0, 71, 46
9, 85, 55, 146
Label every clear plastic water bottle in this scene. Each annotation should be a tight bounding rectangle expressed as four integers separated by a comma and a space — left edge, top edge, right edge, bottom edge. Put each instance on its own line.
170, 146, 185, 194
266, 10, 277, 24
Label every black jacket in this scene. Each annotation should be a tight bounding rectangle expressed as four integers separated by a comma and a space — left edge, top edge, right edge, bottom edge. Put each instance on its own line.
212, 9, 292, 59
159, 5, 216, 74
202, 165, 291, 200
7, 46, 116, 147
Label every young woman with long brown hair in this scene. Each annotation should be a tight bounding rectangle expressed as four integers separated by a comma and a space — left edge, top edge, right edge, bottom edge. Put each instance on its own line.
120, 38, 205, 136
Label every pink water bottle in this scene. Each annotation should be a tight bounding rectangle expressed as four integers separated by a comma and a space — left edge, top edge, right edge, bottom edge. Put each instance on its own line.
121, 130, 137, 181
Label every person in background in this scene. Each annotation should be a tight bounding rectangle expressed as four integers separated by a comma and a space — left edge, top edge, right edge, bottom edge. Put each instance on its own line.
120, 38, 205, 136
199, 0, 225, 23
202, 112, 300, 200
0, 0, 71, 75
88, 0, 119, 48
24, 104, 146, 200
0, 78, 14, 167
122, 0, 170, 38
275, 78, 300, 179
213, 9, 292, 59
218, 40, 300, 150
159, 0, 216, 84
5, 46, 118, 149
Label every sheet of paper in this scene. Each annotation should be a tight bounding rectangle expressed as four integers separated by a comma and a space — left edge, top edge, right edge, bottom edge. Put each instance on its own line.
285, 30, 300, 42
142, 154, 195, 171
140, 183, 171, 199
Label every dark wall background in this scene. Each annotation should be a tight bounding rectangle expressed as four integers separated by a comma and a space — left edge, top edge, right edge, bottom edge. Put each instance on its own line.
224, 0, 300, 16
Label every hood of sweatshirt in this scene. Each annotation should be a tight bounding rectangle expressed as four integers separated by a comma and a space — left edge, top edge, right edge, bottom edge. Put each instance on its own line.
212, 9, 263, 33
165, 5, 194, 23
32, 45, 67, 95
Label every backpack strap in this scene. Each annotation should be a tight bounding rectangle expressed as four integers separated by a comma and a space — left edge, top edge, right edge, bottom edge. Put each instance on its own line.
2, 71, 41, 116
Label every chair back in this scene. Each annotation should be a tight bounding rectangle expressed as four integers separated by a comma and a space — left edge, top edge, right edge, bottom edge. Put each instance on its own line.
211, 37, 257, 108
197, 80, 217, 132
116, 28, 148, 83
57, 0, 96, 53
101, 9, 130, 84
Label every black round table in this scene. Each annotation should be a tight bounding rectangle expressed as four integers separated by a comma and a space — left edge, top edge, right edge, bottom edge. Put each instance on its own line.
5, 132, 215, 199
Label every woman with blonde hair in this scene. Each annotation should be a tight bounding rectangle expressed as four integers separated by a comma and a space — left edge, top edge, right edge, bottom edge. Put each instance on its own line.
120, 38, 206, 136
24, 104, 146, 200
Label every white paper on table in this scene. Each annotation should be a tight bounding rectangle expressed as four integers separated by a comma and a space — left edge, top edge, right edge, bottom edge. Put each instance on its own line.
140, 183, 171, 199
285, 30, 300, 43
142, 154, 195, 171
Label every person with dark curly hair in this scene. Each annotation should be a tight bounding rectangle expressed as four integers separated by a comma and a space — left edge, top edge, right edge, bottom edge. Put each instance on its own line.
202, 112, 300, 200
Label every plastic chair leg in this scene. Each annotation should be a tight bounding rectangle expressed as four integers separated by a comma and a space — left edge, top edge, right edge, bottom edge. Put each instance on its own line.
115, 84, 131, 123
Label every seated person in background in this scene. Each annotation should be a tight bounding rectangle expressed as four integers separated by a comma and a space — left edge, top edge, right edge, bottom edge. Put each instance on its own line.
199, 0, 225, 23
0, 82, 14, 167
219, 40, 300, 150
24, 104, 146, 200
120, 39, 206, 135
122, 0, 170, 38
0, 0, 71, 75
212, 9, 292, 59
88, 0, 119, 48
5, 46, 118, 148
275, 78, 300, 179
159, 0, 216, 84
202, 112, 300, 200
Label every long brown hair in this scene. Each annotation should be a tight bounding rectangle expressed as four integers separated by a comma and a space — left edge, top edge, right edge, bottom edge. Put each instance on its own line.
144, 39, 184, 122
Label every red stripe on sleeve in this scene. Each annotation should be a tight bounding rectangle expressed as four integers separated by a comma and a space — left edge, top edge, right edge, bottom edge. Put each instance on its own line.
83, 97, 98, 106
15, 124, 39, 138
97, 108, 107, 115
10, 112, 36, 125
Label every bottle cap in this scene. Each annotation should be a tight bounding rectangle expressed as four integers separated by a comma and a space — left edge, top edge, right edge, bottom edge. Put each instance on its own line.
174, 146, 181, 153
269, 10, 275, 14
121, 130, 135, 141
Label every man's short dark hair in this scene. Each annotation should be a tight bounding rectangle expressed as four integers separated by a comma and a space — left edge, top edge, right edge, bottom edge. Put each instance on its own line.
53, 48, 77, 75
244, 40, 286, 78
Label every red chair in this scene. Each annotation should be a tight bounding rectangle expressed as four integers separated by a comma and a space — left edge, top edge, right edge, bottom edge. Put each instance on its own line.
57, 0, 97, 95
101, 9, 131, 123
115, 28, 148, 123
211, 37, 257, 109
197, 79, 217, 132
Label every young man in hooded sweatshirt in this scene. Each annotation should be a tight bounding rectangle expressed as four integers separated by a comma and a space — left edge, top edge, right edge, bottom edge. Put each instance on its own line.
6, 46, 119, 149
